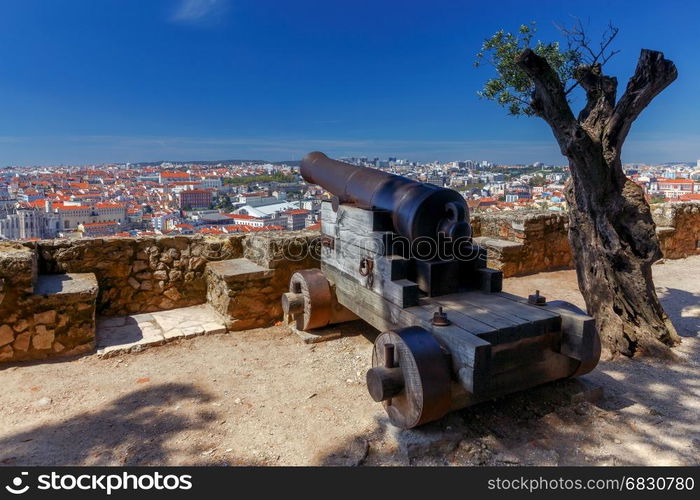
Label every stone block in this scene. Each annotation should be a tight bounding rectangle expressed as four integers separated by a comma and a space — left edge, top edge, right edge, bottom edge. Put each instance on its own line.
13, 332, 31, 352
0, 324, 14, 346
32, 326, 55, 350
34, 310, 57, 325
132, 260, 149, 273
0, 345, 13, 361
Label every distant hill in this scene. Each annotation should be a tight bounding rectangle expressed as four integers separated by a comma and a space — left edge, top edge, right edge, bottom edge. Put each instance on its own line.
133, 159, 301, 167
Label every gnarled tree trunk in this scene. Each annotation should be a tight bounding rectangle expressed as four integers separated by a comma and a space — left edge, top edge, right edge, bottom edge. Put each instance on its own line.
517, 48, 681, 356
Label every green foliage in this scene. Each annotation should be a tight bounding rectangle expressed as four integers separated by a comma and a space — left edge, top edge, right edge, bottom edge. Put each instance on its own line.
528, 175, 547, 187
474, 23, 581, 115
214, 194, 234, 210
223, 172, 296, 185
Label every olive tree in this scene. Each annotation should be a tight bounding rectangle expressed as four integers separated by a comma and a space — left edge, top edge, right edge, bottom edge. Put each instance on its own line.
475, 21, 680, 356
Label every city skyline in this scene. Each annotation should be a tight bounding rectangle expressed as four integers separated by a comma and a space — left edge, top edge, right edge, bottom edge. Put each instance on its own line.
1, 0, 699, 165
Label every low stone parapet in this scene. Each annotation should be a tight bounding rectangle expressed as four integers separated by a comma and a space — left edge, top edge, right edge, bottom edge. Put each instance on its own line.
653, 202, 700, 259
1, 264, 97, 363
471, 211, 572, 277
206, 258, 277, 331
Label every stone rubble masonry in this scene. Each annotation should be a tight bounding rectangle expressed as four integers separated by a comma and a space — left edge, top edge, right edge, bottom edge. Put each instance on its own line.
29, 234, 247, 317
652, 202, 700, 259
471, 211, 573, 277
1, 242, 98, 363
1, 232, 319, 364
471, 201, 700, 278
208, 232, 320, 331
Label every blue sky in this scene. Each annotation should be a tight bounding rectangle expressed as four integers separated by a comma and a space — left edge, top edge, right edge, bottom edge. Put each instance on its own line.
0, 0, 698, 165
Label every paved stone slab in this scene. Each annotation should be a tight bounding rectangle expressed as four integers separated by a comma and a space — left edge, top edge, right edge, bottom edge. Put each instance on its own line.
96, 322, 165, 357
206, 258, 273, 282
97, 304, 228, 357
34, 273, 98, 296
151, 304, 225, 333
473, 236, 524, 250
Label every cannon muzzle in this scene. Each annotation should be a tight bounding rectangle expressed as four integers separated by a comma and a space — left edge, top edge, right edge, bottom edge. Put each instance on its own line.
301, 152, 470, 242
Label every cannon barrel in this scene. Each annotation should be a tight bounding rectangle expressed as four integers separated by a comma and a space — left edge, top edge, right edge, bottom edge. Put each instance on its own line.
301, 151, 470, 242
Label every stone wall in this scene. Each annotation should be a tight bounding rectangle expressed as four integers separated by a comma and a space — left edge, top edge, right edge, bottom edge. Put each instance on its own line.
471, 211, 573, 277
207, 232, 320, 331
470, 202, 700, 277
1, 232, 320, 364
31, 235, 245, 316
653, 202, 700, 259
27, 232, 321, 318
0, 243, 97, 362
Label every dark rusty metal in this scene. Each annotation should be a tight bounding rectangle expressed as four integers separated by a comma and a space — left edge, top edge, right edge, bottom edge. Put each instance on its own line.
301, 152, 471, 242
320, 235, 335, 250
358, 257, 373, 276
431, 306, 451, 326
359, 256, 374, 288
528, 289, 547, 306
384, 343, 396, 368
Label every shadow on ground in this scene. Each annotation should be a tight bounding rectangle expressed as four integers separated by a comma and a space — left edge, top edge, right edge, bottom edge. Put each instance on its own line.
658, 287, 700, 338
0, 383, 254, 466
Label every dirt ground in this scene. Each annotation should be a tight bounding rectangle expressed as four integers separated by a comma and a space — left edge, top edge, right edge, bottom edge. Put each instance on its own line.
1, 256, 698, 466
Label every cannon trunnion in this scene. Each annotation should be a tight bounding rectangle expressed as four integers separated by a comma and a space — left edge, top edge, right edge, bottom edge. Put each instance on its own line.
284, 152, 601, 429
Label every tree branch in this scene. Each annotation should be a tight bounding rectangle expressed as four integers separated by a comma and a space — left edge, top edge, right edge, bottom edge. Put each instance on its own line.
516, 49, 576, 124
516, 48, 580, 153
576, 63, 618, 134
561, 19, 620, 95
605, 49, 677, 153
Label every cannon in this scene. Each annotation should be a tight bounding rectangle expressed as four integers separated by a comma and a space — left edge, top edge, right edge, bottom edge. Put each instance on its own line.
300, 151, 471, 242
283, 152, 601, 429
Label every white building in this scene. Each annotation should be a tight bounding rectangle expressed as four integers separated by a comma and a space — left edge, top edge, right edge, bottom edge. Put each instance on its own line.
151, 211, 180, 232
54, 202, 127, 230
234, 201, 299, 218
649, 179, 696, 198
0, 208, 60, 240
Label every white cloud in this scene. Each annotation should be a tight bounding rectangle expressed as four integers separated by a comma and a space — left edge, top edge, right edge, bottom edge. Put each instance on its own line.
170, 0, 228, 24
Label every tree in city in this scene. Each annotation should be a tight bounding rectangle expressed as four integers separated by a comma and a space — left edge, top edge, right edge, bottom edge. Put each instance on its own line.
475, 20, 680, 356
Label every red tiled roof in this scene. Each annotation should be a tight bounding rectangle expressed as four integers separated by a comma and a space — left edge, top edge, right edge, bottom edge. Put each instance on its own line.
224, 224, 284, 233
161, 172, 190, 178
83, 221, 119, 227
55, 205, 90, 211
658, 179, 694, 184
27, 199, 47, 208
229, 213, 259, 220
198, 227, 225, 234
95, 202, 125, 208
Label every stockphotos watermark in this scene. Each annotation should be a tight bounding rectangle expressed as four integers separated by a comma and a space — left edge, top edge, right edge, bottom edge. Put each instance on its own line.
241, 234, 488, 264
4, 470, 192, 495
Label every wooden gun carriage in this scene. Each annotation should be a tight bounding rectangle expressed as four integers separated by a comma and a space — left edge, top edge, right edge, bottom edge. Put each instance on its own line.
282, 152, 601, 429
